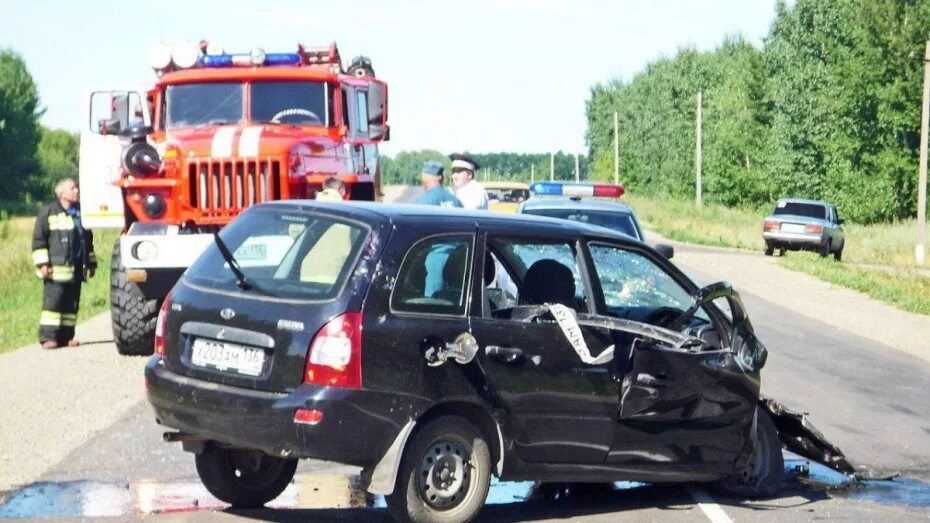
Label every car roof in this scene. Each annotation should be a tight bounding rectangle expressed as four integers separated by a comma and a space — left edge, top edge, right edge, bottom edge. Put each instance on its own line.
777, 198, 831, 206
520, 197, 635, 214
481, 181, 530, 190
259, 200, 640, 244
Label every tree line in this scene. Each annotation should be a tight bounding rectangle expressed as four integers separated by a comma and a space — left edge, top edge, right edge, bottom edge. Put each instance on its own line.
585, 0, 930, 224
0, 49, 79, 215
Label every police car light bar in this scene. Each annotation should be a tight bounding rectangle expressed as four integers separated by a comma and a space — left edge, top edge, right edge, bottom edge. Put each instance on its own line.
530, 182, 625, 198
200, 51, 302, 68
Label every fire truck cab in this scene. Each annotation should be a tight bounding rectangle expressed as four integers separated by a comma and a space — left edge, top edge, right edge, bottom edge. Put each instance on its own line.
79, 41, 389, 355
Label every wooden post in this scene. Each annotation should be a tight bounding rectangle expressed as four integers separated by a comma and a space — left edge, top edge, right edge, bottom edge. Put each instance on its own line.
917, 42, 930, 265
696, 91, 703, 208
531, 164, 535, 183
613, 111, 620, 185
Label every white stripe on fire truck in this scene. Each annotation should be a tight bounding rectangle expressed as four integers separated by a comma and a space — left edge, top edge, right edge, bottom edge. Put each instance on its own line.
210, 127, 238, 158
238, 126, 263, 157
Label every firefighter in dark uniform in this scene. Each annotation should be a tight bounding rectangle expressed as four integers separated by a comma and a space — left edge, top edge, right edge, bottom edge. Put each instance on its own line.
32, 178, 96, 349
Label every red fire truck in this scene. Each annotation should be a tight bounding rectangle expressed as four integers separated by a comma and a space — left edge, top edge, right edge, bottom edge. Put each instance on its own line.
78, 41, 389, 355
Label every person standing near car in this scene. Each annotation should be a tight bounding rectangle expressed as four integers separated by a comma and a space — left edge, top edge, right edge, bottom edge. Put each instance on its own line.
449, 152, 489, 210
32, 178, 96, 349
415, 160, 462, 208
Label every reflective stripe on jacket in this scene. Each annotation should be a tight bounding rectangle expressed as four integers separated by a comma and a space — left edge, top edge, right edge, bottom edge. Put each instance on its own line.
31, 201, 96, 282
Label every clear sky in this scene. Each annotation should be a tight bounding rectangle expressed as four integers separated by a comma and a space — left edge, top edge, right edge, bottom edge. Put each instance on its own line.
1, 0, 775, 155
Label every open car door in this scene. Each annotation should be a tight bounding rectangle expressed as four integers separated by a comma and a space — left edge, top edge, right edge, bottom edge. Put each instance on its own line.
78, 87, 150, 229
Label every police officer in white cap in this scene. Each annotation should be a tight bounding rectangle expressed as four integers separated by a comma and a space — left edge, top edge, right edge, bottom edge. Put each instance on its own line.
448, 153, 489, 210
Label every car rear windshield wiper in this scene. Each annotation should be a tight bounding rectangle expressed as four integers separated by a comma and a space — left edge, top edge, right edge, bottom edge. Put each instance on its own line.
213, 233, 251, 290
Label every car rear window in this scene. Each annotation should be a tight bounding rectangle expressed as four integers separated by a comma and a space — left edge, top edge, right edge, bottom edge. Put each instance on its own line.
773, 201, 826, 219
185, 208, 368, 301
523, 208, 641, 240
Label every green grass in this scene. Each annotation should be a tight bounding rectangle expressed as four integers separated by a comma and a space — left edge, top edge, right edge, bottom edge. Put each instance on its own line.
780, 253, 930, 315
0, 216, 119, 354
623, 194, 930, 316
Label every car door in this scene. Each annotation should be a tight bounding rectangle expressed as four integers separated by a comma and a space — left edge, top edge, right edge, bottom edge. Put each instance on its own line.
468, 232, 616, 464
586, 242, 758, 472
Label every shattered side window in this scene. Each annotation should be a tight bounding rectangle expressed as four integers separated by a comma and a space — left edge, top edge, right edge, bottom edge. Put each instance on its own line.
391, 235, 472, 316
589, 243, 708, 322
489, 238, 587, 310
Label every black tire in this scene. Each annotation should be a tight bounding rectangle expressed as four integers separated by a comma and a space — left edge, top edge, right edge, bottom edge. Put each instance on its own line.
819, 240, 831, 258
713, 409, 783, 499
195, 444, 297, 508
110, 238, 160, 356
764, 245, 774, 256
386, 416, 491, 523
778, 248, 786, 256
834, 243, 844, 262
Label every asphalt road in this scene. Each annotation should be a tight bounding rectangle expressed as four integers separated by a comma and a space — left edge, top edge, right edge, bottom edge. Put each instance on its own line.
2, 190, 929, 521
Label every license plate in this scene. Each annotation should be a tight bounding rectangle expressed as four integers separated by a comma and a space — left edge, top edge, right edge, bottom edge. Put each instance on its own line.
780, 223, 807, 234
191, 338, 265, 377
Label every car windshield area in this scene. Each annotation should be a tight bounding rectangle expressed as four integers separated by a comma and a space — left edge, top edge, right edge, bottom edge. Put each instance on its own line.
773, 201, 826, 219
589, 243, 709, 326
166, 82, 244, 129
487, 188, 529, 203
185, 208, 368, 300
250, 81, 328, 126
523, 208, 642, 240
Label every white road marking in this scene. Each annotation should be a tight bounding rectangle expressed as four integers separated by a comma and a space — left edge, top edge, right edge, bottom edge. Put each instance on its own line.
687, 486, 733, 523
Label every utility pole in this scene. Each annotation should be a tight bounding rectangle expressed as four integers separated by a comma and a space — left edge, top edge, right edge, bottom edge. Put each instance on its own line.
917, 41, 930, 265
613, 111, 620, 185
574, 153, 580, 182
549, 153, 555, 181
695, 91, 703, 208
531, 164, 535, 183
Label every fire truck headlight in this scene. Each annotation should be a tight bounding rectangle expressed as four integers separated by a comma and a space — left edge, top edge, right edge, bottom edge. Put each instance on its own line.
171, 41, 201, 69
250, 47, 267, 65
143, 194, 167, 219
132, 241, 158, 262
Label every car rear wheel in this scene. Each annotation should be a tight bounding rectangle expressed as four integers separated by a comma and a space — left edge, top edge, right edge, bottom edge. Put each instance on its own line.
764, 245, 774, 256
195, 444, 297, 508
386, 416, 491, 523
819, 240, 831, 258
834, 243, 844, 262
713, 409, 783, 498
778, 248, 786, 256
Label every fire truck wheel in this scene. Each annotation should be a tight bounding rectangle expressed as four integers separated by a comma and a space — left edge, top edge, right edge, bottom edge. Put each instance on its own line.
110, 238, 160, 356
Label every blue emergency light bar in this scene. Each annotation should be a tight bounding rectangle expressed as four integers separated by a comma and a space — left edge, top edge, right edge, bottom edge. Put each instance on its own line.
200, 52, 302, 68
530, 182, 625, 198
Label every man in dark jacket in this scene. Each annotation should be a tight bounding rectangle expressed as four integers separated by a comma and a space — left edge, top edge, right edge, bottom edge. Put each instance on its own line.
32, 178, 96, 349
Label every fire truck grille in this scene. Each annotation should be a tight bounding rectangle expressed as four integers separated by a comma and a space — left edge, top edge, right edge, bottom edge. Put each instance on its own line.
188, 159, 281, 212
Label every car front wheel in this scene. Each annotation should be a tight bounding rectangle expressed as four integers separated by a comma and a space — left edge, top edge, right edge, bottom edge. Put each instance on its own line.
764, 245, 774, 256
195, 444, 297, 508
386, 416, 491, 523
713, 409, 783, 498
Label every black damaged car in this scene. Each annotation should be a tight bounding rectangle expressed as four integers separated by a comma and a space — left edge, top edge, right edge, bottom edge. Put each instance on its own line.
146, 201, 779, 523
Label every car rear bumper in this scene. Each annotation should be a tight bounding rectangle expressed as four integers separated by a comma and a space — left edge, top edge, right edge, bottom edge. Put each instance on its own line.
145, 357, 427, 466
762, 231, 824, 248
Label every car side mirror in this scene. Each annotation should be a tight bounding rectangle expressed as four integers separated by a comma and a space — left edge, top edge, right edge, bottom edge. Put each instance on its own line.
654, 243, 674, 260
734, 332, 768, 372
837, 218, 845, 225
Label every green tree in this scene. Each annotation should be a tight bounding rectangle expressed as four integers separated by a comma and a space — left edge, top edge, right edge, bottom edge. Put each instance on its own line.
33, 128, 80, 200
0, 49, 42, 202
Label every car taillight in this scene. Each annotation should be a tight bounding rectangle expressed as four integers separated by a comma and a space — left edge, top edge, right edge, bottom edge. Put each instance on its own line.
805, 223, 823, 234
154, 293, 172, 356
763, 220, 780, 232
304, 312, 362, 389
